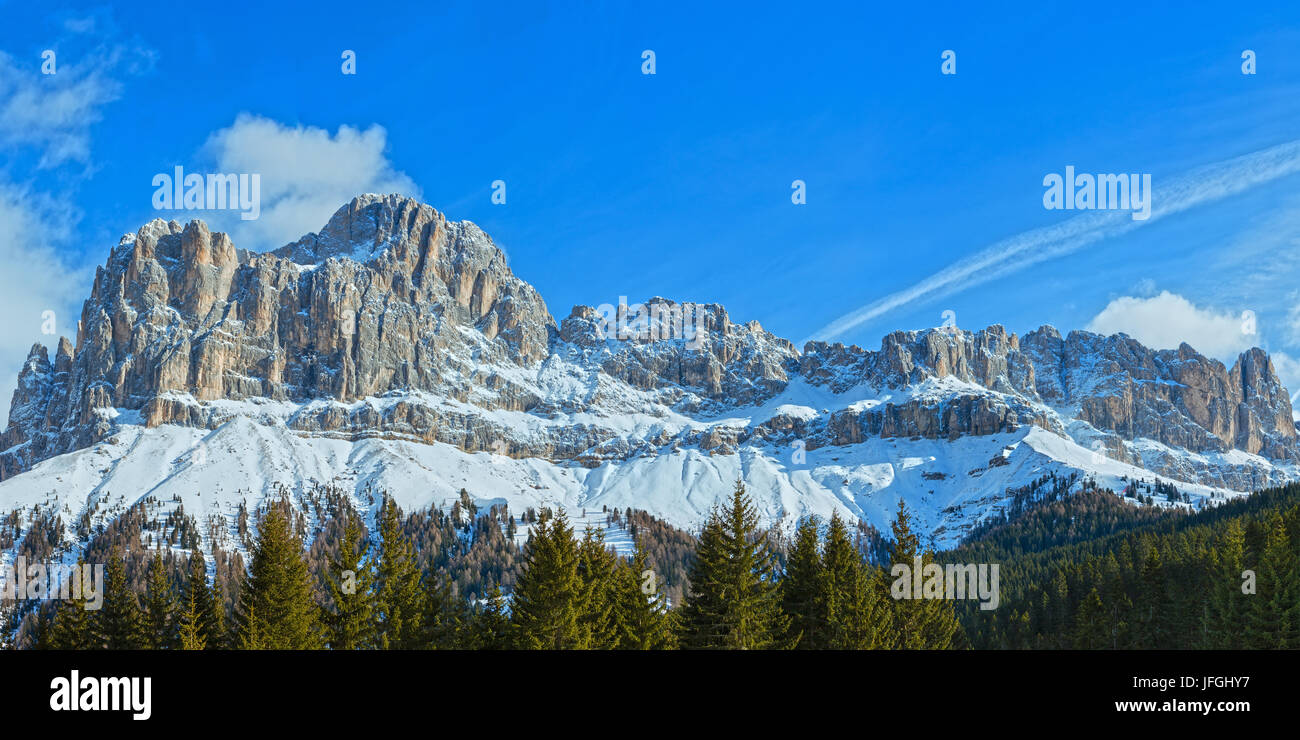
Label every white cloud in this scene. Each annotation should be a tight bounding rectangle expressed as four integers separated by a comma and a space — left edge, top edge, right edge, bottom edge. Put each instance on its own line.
0, 185, 89, 420
199, 114, 421, 250
1086, 291, 1256, 360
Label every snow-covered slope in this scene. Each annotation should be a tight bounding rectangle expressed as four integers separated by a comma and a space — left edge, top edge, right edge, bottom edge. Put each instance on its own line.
0, 401, 1262, 564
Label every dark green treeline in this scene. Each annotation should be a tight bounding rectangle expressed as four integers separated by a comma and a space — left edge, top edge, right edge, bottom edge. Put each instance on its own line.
20, 481, 958, 650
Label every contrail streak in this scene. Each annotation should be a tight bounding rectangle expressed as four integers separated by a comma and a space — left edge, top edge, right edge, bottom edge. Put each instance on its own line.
805, 139, 1300, 344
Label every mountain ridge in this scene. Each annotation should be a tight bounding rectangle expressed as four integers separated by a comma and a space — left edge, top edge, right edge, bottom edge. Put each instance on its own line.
1, 193, 1297, 550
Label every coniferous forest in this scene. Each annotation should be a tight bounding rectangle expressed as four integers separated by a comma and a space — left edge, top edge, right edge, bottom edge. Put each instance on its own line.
2, 477, 1298, 650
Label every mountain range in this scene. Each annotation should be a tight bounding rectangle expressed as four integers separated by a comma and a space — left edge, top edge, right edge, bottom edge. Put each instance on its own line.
2, 193, 1297, 555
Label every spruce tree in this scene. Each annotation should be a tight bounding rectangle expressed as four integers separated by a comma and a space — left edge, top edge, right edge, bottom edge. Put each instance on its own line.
1134, 545, 1171, 648
421, 575, 463, 649
679, 513, 728, 647
1247, 513, 1300, 648
373, 496, 423, 649
235, 501, 319, 649
919, 572, 962, 649
49, 560, 93, 650
323, 512, 375, 650
184, 549, 225, 649
679, 480, 788, 649
469, 585, 513, 650
0, 600, 14, 650
885, 500, 958, 649
1072, 587, 1108, 649
208, 578, 229, 650
823, 512, 884, 649
576, 526, 619, 648
1205, 519, 1248, 649
142, 551, 177, 649
781, 516, 824, 648
611, 544, 677, 649
28, 605, 55, 650
95, 546, 145, 649
237, 602, 265, 650
177, 586, 207, 650
885, 500, 922, 649
1103, 583, 1133, 649
511, 510, 585, 649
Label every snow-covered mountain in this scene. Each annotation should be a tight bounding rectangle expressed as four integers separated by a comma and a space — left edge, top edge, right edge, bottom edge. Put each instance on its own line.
2, 193, 1298, 555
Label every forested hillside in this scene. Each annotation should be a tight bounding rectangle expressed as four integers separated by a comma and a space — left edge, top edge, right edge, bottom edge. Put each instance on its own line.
5, 476, 1298, 650
950, 480, 1300, 649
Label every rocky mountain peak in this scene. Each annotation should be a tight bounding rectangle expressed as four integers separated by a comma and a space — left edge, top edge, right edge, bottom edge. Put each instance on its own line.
1, 195, 558, 476
1, 196, 1298, 503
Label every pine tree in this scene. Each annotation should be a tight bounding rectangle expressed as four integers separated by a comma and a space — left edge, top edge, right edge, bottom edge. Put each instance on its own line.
373, 496, 423, 649
611, 544, 677, 649
323, 512, 375, 650
679, 480, 789, 649
142, 551, 177, 649
94, 546, 145, 649
235, 501, 319, 649
781, 516, 824, 648
511, 509, 585, 649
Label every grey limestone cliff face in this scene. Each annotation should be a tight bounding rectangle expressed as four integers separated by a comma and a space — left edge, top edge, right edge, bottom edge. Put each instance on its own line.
798, 324, 1297, 463
1018, 327, 1297, 460
1, 195, 555, 475
2, 194, 1296, 487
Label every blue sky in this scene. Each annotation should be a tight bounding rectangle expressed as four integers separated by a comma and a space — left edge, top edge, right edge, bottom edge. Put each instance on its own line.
5, 0, 1300, 412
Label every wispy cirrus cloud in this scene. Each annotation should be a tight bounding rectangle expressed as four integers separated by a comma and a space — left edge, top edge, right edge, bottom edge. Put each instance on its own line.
0, 43, 152, 169
806, 139, 1300, 345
